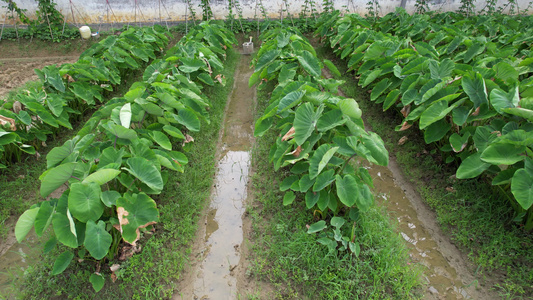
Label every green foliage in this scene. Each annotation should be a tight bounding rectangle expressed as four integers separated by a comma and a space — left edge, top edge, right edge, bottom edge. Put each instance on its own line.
251, 26, 389, 255
0, 0, 79, 42
0, 26, 169, 167
316, 9, 533, 229
15, 21, 237, 292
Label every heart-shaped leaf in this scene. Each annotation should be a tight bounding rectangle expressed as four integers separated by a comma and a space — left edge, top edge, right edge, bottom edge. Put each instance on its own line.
116, 193, 159, 245
51, 251, 74, 275
123, 157, 164, 194
84, 220, 112, 260
68, 182, 104, 223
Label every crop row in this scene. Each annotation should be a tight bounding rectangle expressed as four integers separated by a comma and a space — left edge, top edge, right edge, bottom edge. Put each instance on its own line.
250, 26, 389, 254
317, 10, 533, 229
14, 20, 236, 292
0, 26, 169, 167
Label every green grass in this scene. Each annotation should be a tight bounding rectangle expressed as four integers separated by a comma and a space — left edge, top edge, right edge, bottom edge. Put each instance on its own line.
243, 80, 422, 299
316, 46, 533, 299
19, 49, 239, 299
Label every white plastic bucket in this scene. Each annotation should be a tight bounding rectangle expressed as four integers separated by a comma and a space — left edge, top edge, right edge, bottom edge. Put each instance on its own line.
79, 26, 91, 39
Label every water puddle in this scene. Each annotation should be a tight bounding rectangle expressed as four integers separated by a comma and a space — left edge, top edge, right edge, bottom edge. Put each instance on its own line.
364, 161, 490, 299
176, 54, 254, 300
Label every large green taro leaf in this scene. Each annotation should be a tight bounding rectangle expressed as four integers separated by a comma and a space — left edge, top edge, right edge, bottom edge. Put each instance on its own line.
294, 103, 323, 145
462, 72, 488, 108
52, 211, 78, 248
101, 122, 138, 141
178, 57, 205, 73
361, 132, 389, 166
511, 169, 533, 210
309, 144, 338, 179
423, 119, 451, 144
277, 91, 305, 113
68, 182, 104, 223
176, 108, 200, 132
419, 99, 465, 129
335, 174, 357, 207
40, 162, 77, 198
82, 169, 121, 186
338, 98, 362, 120
34, 201, 54, 237
317, 108, 346, 132
51, 251, 73, 275
149, 131, 172, 151
255, 49, 281, 72
123, 157, 164, 194
84, 220, 112, 260
490, 87, 519, 114
297, 50, 322, 77
503, 107, 533, 122
456, 152, 491, 179
481, 144, 525, 165
116, 193, 159, 245
313, 169, 336, 192
429, 59, 455, 79
98, 147, 125, 169
15, 207, 39, 243
0, 131, 17, 146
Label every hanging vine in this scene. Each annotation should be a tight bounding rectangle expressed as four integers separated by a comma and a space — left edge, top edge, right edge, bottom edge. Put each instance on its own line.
200, 0, 213, 21
365, 0, 381, 21
414, 0, 430, 14
322, 0, 335, 13
1, 0, 75, 41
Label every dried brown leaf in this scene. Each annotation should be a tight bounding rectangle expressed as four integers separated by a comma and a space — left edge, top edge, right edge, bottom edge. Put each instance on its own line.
183, 134, 194, 146
0, 115, 16, 131
282, 127, 296, 141
399, 122, 412, 131
12, 101, 22, 114
110, 264, 120, 272
400, 105, 411, 118
398, 136, 408, 145
289, 145, 302, 157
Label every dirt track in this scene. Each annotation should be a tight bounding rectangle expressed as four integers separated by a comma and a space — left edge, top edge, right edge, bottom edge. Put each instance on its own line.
0, 56, 79, 99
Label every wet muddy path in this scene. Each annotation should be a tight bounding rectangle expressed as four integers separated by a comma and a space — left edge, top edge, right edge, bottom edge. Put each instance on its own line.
175, 54, 255, 300
364, 160, 497, 300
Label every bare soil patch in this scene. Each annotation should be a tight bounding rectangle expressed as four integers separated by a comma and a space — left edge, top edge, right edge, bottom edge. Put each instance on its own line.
0, 56, 79, 98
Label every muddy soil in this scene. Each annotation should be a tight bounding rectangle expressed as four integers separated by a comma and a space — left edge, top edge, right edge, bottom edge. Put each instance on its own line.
367, 161, 498, 300
0, 56, 79, 98
175, 53, 260, 299
0, 39, 90, 98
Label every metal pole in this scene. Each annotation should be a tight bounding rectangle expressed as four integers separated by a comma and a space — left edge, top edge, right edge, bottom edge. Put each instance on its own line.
0, 13, 7, 42
185, 4, 188, 34
70, 0, 76, 26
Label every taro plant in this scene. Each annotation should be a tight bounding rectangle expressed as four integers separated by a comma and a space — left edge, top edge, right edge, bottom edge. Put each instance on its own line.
0, 26, 169, 167
316, 9, 533, 229
251, 27, 389, 254
14, 20, 236, 292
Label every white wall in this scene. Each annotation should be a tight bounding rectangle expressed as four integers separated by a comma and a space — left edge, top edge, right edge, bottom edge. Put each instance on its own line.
1, 0, 531, 25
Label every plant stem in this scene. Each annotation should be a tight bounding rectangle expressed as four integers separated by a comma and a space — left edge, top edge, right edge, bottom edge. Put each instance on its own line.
338, 153, 358, 175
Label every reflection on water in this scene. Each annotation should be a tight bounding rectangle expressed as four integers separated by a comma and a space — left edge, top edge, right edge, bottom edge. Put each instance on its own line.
189, 53, 254, 300
192, 151, 250, 299
365, 161, 471, 299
